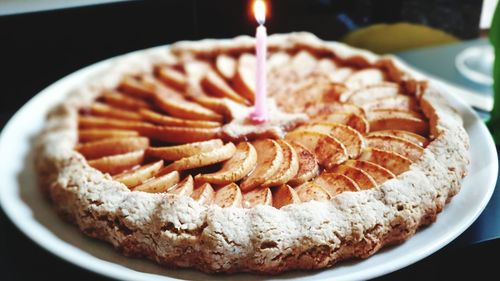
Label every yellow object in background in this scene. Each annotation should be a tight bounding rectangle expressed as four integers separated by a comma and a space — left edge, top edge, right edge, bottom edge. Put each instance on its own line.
342, 22, 459, 54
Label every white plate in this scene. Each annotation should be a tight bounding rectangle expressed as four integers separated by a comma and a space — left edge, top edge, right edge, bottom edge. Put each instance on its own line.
0, 47, 497, 281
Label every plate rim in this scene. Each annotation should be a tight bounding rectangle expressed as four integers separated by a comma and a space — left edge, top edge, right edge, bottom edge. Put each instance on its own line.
0, 44, 498, 281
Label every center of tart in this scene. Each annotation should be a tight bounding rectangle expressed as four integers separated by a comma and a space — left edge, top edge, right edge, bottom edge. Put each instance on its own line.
220, 99, 308, 141
75, 46, 431, 209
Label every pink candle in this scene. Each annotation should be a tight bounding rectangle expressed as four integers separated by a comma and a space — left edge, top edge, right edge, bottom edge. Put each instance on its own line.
250, 0, 268, 124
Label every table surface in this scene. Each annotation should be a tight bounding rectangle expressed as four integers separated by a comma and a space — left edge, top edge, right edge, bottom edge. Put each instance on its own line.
1, 3, 499, 279
397, 38, 493, 98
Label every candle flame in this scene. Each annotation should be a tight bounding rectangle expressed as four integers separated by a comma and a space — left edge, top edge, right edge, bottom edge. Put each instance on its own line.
253, 0, 266, 25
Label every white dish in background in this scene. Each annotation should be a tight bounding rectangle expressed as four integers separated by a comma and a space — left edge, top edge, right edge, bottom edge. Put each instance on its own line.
455, 45, 494, 86
0, 46, 497, 281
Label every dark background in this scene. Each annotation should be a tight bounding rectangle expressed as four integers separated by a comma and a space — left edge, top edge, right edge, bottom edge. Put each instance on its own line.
0, 0, 483, 122
0, 0, 496, 280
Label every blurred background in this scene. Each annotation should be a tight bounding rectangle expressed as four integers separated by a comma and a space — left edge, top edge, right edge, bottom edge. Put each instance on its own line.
0, 0, 496, 125
0, 0, 498, 280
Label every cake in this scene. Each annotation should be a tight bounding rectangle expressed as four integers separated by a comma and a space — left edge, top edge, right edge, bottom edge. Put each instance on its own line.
35, 32, 469, 274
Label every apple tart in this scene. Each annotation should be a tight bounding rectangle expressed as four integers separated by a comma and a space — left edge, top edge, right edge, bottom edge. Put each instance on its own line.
35, 32, 469, 274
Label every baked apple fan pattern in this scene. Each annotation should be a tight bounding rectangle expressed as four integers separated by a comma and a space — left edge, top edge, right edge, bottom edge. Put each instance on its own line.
35, 33, 469, 274
75, 42, 430, 208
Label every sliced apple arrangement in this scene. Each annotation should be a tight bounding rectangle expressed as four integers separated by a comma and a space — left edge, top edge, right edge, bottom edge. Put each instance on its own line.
76, 48, 430, 209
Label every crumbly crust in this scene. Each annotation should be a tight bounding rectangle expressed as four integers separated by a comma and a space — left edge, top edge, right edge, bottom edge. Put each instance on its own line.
34, 32, 469, 274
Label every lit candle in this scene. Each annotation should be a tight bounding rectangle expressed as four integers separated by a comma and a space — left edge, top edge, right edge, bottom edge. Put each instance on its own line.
250, 0, 268, 124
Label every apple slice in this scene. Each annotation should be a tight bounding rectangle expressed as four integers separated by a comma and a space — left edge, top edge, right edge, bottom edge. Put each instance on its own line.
272, 184, 301, 208
295, 182, 331, 202
314, 111, 369, 134
297, 122, 364, 159
161, 142, 236, 173
101, 90, 151, 110
169, 175, 194, 196
191, 182, 215, 205
233, 53, 256, 102
89, 102, 142, 121
201, 71, 248, 104
317, 58, 338, 73
79, 116, 153, 131
328, 67, 354, 83
366, 135, 424, 162
321, 82, 349, 102
368, 130, 428, 147
82, 116, 217, 142
367, 109, 429, 136
240, 139, 284, 192
215, 54, 236, 80
330, 165, 377, 190
306, 102, 364, 118
342, 82, 399, 104
182, 60, 212, 98
312, 172, 359, 197
213, 183, 242, 208
195, 141, 257, 185
140, 126, 221, 144
129, 74, 224, 122
359, 147, 412, 175
79, 129, 139, 142
362, 95, 419, 112
133, 170, 180, 193
343, 160, 395, 185
262, 140, 299, 187
344, 68, 385, 90
157, 66, 187, 91
291, 50, 318, 77
285, 131, 348, 169
287, 142, 320, 186
139, 108, 221, 128
75, 136, 149, 160
113, 160, 163, 188
118, 75, 157, 99
191, 96, 235, 118
88, 150, 145, 175
155, 90, 223, 122
242, 187, 272, 208
367, 108, 424, 118
147, 139, 224, 161
268, 52, 291, 71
